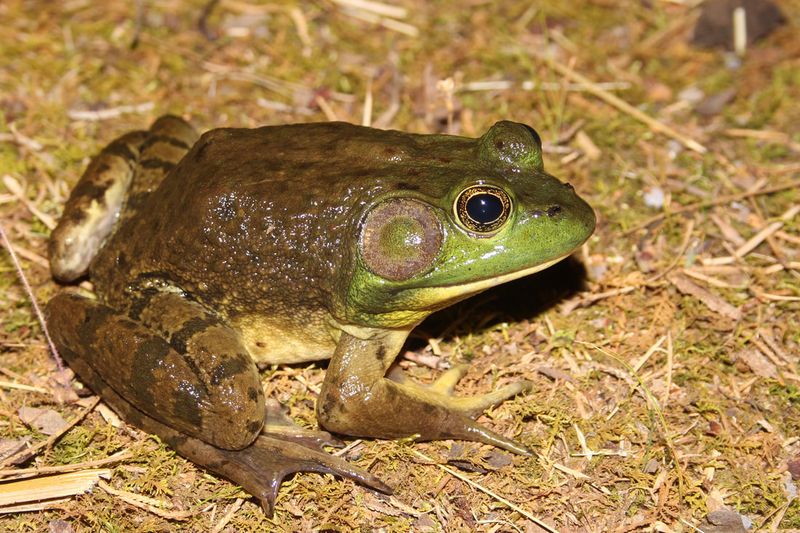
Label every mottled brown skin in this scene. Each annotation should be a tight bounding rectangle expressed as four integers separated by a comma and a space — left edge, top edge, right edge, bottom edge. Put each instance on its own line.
46, 116, 595, 514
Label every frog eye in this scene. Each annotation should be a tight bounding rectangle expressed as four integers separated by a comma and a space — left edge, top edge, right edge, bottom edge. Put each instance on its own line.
360, 198, 443, 281
454, 185, 512, 234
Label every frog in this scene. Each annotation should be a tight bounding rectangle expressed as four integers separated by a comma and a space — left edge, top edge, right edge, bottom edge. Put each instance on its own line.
46, 115, 595, 515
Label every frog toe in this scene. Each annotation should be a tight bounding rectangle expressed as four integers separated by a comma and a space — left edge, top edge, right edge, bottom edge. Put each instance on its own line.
458, 417, 532, 455
424, 365, 533, 418
455, 379, 534, 418
427, 363, 470, 395
262, 398, 343, 450
391, 378, 534, 454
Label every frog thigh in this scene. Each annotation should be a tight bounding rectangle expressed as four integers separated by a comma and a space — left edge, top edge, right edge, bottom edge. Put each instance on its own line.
46, 291, 265, 450
53, 351, 390, 516
48, 115, 198, 282
49, 130, 148, 282
46, 291, 391, 514
124, 115, 198, 206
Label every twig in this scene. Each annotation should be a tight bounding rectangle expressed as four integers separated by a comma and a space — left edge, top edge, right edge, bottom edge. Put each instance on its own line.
724, 128, 800, 152
210, 498, 244, 533
409, 448, 558, 532
331, 0, 407, 19
0, 450, 133, 480
0, 380, 48, 394
3, 175, 57, 230
624, 179, 800, 235
362, 77, 373, 127
700, 204, 800, 267
338, 6, 419, 37
332, 439, 363, 457
98, 480, 193, 520
736, 204, 800, 258
288, 7, 313, 56
632, 335, 668, 373
0, 222, 63, 370
461, 80, 631, 92
0, 468, 111, 508
67, 102, 154, 122
646, 218, 696, 283
198, 0, 220, 40
314, 95, 339, 121
0, 125, 43, 151
533, 52, 707, 153
661, 332, 674, 408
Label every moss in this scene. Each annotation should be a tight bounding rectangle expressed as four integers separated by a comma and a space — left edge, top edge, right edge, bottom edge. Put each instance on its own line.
3, 0, 800, 529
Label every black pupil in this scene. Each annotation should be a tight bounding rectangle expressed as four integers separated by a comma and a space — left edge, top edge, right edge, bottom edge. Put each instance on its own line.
466, 193, 503, 224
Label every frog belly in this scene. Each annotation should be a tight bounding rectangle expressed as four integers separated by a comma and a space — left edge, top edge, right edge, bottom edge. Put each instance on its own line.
234, 315, 337, 364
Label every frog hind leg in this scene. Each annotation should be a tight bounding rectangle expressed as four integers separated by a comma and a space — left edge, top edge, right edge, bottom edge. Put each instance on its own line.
49, 115, 197, 282
58, 353, 390, 516
261, 398, 346, 450
122, 115, 198, 214
318, 331, 533, 456
45, 291, 389, 514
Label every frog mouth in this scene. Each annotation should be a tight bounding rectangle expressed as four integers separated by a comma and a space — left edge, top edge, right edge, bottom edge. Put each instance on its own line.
414, 252, 572, 307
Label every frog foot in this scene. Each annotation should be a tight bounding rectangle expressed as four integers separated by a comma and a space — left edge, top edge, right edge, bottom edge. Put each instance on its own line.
177, 433, 391, 517
319, 332, 534, 456
385, 364, 533, 454
113, 392, 390, 517
393, 363, 533, 419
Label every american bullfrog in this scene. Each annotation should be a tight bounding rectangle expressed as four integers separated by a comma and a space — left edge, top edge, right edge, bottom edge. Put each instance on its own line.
46, 116, 595, 514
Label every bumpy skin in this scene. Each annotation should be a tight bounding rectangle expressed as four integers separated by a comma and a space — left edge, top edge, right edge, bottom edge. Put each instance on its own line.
46, 116, 595, 514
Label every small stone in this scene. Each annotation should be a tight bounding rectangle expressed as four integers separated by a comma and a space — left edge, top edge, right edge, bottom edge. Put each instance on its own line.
678, 86, 705, 105
692, 0, 786, 49
643, 186, 665, 209
695, 88, 738, 116
49, 520, 75, 533
788, 455, 800, 480
701, 508, 748, 533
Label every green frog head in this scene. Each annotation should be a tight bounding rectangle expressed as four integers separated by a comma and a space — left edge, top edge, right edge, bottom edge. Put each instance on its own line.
345, 120, 596, 328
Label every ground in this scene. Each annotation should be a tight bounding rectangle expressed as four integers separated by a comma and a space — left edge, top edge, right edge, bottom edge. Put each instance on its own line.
1, 0, 799, 531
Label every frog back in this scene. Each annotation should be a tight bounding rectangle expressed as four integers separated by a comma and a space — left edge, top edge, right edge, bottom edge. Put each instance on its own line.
91, 123, 467, 318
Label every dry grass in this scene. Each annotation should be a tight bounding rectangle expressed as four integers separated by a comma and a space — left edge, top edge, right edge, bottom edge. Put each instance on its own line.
1, 0, 799, 530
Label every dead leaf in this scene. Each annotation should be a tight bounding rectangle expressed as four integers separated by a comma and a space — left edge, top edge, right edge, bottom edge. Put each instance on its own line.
485, 450, 513, 470
0, 438, 31, 464
668, 273, 742, 321
18, 407, 69, 436
735, 348, 778, 379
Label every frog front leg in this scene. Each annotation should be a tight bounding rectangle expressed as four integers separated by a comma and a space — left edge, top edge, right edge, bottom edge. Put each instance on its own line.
45, 291, 389, 514
317, 329, 532, 455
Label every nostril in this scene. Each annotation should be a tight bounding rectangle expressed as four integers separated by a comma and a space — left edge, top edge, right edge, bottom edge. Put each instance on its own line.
546, 205, 562, 217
